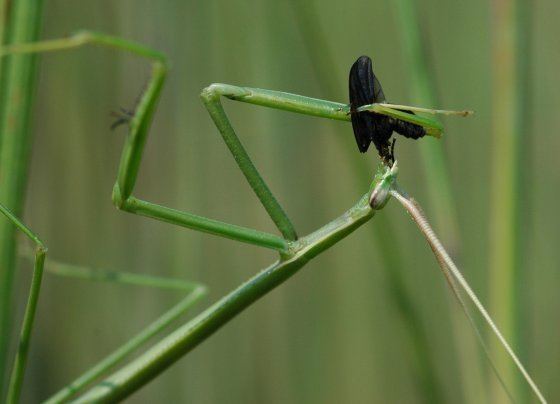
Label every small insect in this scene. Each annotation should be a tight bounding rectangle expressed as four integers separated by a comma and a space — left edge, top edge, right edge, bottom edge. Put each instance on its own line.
110, 107, 135, 130
348, 55, 469, 165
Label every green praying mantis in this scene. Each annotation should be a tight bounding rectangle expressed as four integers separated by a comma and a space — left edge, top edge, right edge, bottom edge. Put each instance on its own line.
0, 31, 547, 403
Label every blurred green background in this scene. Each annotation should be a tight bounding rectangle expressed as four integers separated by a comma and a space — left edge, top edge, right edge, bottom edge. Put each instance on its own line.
5, 0, 559, 402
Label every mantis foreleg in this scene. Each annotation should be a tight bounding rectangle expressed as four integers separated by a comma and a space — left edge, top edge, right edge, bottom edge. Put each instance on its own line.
0, 32, 291, 252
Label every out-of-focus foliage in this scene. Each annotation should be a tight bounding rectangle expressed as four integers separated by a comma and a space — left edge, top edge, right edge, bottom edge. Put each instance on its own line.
9, 0, 558, 402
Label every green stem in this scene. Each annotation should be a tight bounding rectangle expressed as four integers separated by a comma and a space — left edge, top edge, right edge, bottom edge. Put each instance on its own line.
5, 248, 45, 404
0, 0, 7, 69
0, 0, 44, 392
0, 202, 47, 404
489, 0, 530, 401
0, 204, 44, 248
393, 0, 460, 251
391, 2, 489, 402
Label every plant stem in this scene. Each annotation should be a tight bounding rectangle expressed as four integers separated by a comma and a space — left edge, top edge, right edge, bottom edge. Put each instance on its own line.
0, 202, 47, 404
391, 2, 490, 401
489, 0, 531, 401
5, 248, 45, 404
392, 0, 460, 251
0, 0, 44, 394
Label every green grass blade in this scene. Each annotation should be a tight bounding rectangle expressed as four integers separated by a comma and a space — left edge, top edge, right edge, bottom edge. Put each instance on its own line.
0, 202, 46, 404
391, 1, 490, 402
488, 0, 533, 401
5, 248, 45, 404
392, 0, 461, 251
0, 0, 45, 393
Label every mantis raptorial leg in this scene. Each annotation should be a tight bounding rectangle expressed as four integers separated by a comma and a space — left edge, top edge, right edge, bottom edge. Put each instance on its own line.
0, 31, 461, 252
0, 31, 546, 403
0, 31, 294, 251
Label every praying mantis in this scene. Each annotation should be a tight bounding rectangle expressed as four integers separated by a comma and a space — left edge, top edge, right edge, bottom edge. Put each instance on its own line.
0, 31, 547, 403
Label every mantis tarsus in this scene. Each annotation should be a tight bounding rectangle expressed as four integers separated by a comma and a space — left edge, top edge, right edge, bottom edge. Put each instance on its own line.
0, 31, 546, 403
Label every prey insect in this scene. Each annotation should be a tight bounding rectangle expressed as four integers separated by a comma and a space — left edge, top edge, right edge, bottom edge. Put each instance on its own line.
348, 55, 472, 165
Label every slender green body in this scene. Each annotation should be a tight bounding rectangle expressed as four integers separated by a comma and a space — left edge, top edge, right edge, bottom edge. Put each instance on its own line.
1, 31, 542, 404
0, 32, 401, 402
